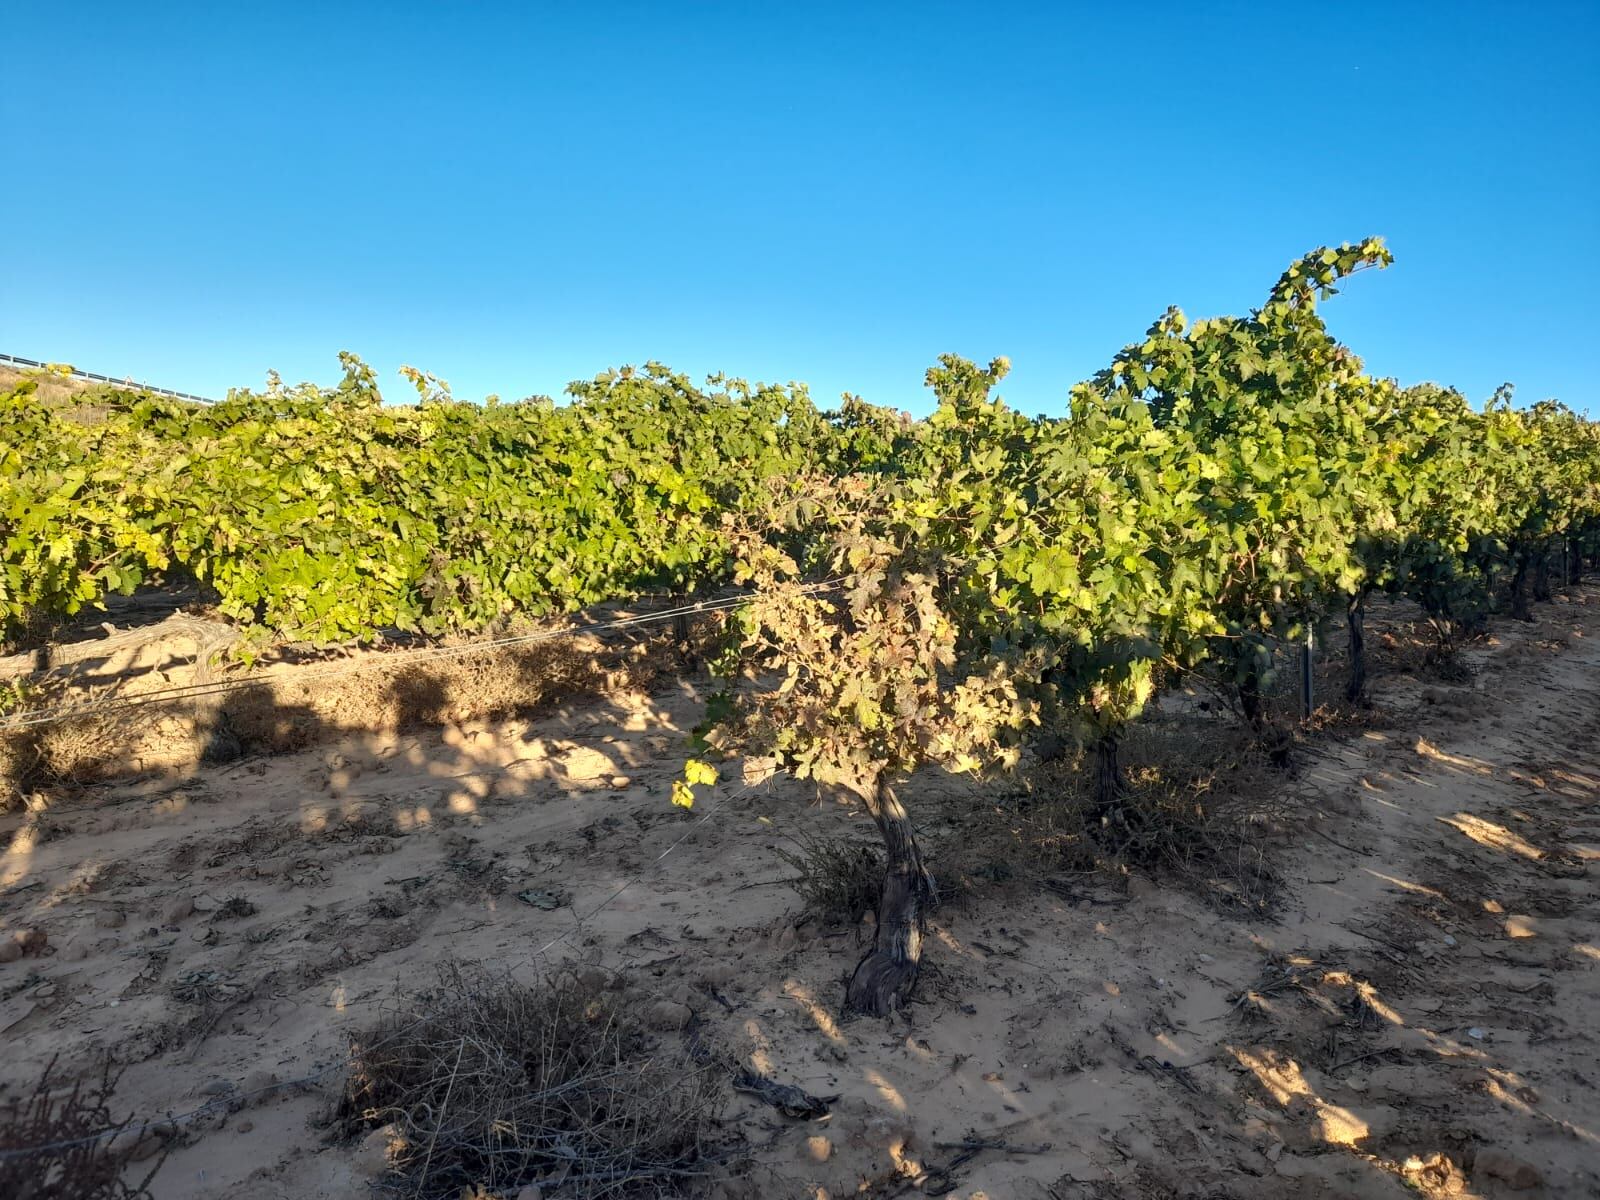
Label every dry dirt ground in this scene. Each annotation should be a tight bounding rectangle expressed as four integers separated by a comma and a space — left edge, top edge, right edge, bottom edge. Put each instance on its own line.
2, 590, 1597, 1199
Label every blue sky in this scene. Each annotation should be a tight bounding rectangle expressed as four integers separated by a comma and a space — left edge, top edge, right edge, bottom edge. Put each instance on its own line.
3, 2, 1595, 416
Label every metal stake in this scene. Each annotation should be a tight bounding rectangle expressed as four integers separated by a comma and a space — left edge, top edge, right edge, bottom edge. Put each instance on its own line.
1300, 625, 1315, 719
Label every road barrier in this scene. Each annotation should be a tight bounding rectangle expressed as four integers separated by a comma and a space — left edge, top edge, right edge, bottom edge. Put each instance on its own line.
1, 352, 215, 404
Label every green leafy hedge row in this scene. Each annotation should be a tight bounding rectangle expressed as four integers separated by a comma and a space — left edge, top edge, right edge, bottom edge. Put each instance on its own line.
4, 239, 1597, 699
0, 358, 913, 646
717, 238, 1600, 804
670, 242, 1600, 1019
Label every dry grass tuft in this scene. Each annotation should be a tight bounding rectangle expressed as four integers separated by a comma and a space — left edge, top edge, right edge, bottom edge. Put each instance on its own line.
338, 964, 729, 1199
1017, 718, 1286, 912
0, 708, 125, 812
215, 894, 257, 920
1373, 614, 1482, 684
772, 830, 882, 927
0, 735, 28, 812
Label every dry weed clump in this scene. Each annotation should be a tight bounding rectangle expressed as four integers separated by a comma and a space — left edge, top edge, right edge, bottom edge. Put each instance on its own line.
0, 734, 28, 812
0, 602, 68, 660
339, 965, 728, 1199
0, 1058, 165, 1199
0, 707, 125, 811
1018, 717, 1285, 912
1370, 612, 1483, 684
772, 830, 882, 927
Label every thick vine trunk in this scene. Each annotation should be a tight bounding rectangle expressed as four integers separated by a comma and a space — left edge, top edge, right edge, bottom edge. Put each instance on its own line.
1509, 553, 1534, 622
846, 778, 931, 1017
1238, 667, 1294, 765
1091, 731, 1124, 823
1345, 594, 1368, 706
1570, 537, 1586, 585
671, 592, 696, 663
1238, 673, 1265, 728
1532, 552, 1552, 603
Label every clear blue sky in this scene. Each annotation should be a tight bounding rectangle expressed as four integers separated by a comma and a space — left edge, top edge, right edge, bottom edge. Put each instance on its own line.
3, 2, 1595, 416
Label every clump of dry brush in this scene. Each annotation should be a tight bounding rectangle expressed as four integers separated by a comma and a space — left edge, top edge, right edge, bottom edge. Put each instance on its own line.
1022, 716, 1288, 913
339, 965, 729, 1199
772, 828, 882, 927
0, 1058, 165, 1200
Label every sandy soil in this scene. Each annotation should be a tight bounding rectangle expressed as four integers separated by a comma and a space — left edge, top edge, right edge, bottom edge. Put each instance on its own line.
2, 590, 1597, 1199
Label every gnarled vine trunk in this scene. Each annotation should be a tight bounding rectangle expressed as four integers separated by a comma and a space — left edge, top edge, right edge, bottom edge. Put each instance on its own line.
1091, 730, 1124, 823
1569, 537, 1585, 586
671, 591, 695, 662
1509, 552, 1534, 622
1532, 551, 1552, 603
1345, 593, 1368, 706
846, 777, 932, 1017
1238, 673, 1265, 728
1238, 667, 1293, 766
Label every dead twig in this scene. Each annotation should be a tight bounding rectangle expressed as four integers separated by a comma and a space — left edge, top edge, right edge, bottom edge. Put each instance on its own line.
915, 1135, 1055, 1196
931, 1137, 1053, 1153
1328, 1046, 1403, 1073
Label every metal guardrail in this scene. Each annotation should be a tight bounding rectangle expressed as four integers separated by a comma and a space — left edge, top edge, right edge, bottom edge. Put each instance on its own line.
0, 352, 216, 404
